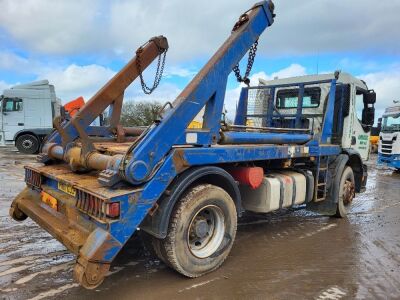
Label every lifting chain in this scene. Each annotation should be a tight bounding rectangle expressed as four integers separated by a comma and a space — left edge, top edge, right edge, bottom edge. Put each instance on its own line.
136, 43, 167, 95
232, 39, 258, 87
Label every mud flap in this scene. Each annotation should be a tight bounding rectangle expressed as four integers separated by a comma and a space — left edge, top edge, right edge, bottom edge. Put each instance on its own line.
306, 154, 348, 216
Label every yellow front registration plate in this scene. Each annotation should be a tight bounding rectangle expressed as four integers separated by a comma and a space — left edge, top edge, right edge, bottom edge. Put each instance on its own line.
58, 182, 76, 197
41, 191, 58, 210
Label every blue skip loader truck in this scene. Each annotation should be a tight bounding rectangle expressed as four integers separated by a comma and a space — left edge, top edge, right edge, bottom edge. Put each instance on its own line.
10, 1, 375, 288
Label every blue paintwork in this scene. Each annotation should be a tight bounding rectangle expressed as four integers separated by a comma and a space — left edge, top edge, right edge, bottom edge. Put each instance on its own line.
378, 153, 400, 169
234, 88, 249, 126
295, 84, 305, 128
320, 80, 337, 143
221, 131, 312, 144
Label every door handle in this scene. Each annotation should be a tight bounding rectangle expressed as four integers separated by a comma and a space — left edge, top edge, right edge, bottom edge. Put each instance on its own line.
18, 123, 24, 126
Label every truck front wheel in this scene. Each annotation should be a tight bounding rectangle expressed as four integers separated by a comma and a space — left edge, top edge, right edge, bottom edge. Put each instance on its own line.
335, 166, 356, 218
162, 184, 237, 277
16, 134, 40, 154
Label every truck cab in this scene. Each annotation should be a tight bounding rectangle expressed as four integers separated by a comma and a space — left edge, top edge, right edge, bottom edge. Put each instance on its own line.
257, 73, 375, 161
0, 80, 61, 153
378, 105, 400, 170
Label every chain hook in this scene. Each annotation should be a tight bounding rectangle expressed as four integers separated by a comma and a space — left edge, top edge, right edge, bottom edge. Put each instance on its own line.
136, 43, 167, 95
232, 39, 258, 87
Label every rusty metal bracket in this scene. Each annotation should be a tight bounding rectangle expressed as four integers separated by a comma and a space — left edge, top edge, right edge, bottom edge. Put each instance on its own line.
44, 36, 169, 169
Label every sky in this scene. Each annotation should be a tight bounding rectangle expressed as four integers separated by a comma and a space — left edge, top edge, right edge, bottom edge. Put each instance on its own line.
1, 0, 400, 120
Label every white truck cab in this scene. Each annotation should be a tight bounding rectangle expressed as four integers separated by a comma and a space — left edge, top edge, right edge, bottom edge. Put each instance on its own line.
258, 72, 375, 161
378, 105, 400, 170
0, 80, 61, 154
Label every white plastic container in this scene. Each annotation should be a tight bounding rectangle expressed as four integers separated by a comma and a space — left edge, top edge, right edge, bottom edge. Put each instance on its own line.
240, 176, 281, 213
272, 173, 294, 208
240, 171, 308, 213
279, 171, 307, 205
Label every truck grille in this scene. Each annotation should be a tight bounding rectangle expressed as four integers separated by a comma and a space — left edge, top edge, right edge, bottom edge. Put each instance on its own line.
381, 138, 395, 155
25, 167, 41, 189
76, 190, 107, 222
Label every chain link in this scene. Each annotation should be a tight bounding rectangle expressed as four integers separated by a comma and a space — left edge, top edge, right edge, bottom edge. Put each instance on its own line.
136, 44, 167, 95
232, 39, 258, 86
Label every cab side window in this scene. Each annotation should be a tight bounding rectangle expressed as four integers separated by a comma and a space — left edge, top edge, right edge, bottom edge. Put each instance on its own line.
3, 98, 23, 112
355, 91, 364, 123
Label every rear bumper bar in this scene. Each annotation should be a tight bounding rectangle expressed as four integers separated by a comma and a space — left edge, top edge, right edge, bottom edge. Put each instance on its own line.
11, 187, 90, 254
12, 187, 123, 264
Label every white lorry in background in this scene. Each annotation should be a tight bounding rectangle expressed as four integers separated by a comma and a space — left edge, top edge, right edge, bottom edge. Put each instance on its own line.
0, 80, 61, 154
378, 105, 400, 170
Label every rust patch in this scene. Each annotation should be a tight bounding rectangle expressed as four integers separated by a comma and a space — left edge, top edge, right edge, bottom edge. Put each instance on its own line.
172, 149, 189, 173
128, 194, 139, 205
27, 164, 142, 199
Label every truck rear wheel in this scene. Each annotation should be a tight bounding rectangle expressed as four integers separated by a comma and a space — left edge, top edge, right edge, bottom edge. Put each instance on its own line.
335, 166, 356, 218
162, 184, 237, 277
16, 134, 40, 154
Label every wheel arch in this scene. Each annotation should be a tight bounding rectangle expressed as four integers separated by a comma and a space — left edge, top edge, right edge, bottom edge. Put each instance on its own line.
342, 148, 366, 192
14, 130, 39, 145
140, 166, 241, 239
14, 128, 53, 144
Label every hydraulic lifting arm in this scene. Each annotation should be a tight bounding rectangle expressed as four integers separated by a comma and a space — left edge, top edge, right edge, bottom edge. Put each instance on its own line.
42, 36, 168, 160
121, 1, 275, 185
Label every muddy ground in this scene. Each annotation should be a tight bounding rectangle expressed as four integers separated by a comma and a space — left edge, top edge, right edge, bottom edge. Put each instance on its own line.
0, 145, 399, 300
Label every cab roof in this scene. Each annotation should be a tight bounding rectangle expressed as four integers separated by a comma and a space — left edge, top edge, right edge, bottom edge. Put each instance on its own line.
259, 72, 368, 90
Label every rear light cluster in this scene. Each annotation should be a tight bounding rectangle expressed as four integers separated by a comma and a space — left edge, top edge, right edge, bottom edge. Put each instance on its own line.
76, 190, 120, 221
25, 167, 41, 189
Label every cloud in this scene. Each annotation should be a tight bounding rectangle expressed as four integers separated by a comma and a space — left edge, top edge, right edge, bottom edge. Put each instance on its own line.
2, 0, 399, 59
0, 0, 105, 55
0, 51, 50, 74
0, 80, 12, 91
164, 66, 197, 78
38, 64, 116, 102
124, 82, 181, 104
262, 0, 400, 57
359, 67, 400, 119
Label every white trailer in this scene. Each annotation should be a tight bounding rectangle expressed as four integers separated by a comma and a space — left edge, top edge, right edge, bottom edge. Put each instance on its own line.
0, 80, 61, 154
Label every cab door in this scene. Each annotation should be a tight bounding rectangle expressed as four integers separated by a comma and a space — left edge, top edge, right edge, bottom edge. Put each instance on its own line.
2, 97, 24, 141
352, 89, 375, 160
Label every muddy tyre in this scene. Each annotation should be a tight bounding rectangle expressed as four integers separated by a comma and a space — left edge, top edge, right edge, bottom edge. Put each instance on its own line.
16, 134, 40, 154
335, 166, 356, 218
162, 184, 237, 278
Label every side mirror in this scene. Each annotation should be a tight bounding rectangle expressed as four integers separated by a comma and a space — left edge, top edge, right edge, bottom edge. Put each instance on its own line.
362, 107, 375, 126
377, 117, 382, 130
365, 90, 376, 104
